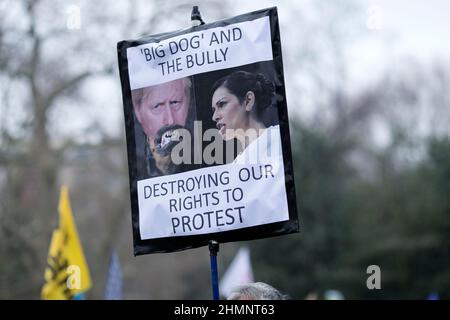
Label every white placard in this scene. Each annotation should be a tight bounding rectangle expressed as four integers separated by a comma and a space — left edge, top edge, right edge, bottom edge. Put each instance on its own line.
138, 159, 289, 240
127, 16, 273, 90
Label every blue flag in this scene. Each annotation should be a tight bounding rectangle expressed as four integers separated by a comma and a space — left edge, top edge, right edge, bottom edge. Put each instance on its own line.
104, 250, 123, 300
427, 292, 439, 300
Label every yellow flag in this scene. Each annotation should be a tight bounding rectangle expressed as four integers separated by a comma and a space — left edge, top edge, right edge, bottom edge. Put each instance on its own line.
41, 185, 92, 299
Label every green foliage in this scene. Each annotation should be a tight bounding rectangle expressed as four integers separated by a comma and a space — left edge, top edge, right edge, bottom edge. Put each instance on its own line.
251, 124, 450, 299
251, 122, 355, 299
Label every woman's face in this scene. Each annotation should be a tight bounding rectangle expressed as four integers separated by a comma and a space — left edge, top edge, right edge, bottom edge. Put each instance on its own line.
211, 86, 248, 140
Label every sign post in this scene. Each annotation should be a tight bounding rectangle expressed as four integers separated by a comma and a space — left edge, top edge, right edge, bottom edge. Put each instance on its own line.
117, 6, 300, 298
208, 240, 220, 300
191, 7, 221, 301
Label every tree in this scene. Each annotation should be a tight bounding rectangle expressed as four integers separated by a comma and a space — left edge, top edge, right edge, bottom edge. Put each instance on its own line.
0, 0, 229, 299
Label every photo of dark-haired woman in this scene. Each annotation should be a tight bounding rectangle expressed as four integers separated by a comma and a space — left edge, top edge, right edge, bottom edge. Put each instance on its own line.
211, 71, 282, 165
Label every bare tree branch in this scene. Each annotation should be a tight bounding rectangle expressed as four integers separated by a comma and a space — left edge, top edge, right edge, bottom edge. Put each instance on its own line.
45, 71, 91, 108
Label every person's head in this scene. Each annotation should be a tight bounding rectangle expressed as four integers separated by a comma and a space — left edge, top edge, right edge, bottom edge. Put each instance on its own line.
227, 282, 287, 300
132, 77, 191, 141
211, 71, 275, 141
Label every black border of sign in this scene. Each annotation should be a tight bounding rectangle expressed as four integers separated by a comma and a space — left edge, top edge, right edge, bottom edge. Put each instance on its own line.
117, 7, 300, 255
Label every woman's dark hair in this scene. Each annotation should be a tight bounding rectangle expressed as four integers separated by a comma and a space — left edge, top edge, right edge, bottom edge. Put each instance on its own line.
211, 71, 275, 121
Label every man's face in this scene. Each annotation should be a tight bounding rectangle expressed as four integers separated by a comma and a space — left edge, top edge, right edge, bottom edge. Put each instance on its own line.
135, 79, 189, 140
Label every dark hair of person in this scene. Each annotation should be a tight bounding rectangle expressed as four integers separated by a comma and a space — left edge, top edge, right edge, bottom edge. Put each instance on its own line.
211, 71, 275, 121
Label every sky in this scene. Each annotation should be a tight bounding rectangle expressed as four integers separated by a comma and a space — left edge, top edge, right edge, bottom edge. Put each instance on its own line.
346, 0, 450, 90
2, 0, 450, 144
207, 0, 450, 132
50, 0, 450, 143
375, 0, 450, 60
